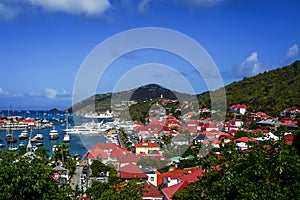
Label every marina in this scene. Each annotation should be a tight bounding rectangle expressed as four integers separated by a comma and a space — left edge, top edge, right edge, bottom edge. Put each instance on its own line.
0, 110, 108, 157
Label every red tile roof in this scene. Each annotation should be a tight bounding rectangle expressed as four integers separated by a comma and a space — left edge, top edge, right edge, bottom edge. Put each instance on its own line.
230, 104, 248, 109
119, 164, 148, 179
88, 142, 127, 159
119, 153, 139, 164
156, 170, 163, 186
143, 181, 163, 198
235, 137, 255, 143
136, 142, 159, 148
162, 181, 190, 200
179, 169, 204, 182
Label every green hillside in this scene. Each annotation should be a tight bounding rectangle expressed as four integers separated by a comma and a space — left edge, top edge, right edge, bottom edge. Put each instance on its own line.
199, 60, 300, 116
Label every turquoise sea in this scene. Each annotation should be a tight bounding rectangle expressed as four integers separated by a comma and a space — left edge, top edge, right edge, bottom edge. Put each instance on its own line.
0, 110, 107, 158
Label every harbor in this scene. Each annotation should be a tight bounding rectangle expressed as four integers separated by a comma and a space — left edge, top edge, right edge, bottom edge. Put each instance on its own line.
0, 110, 108, 157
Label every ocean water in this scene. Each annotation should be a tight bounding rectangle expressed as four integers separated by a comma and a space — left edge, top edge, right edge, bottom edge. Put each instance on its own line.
0, 110, 107, 158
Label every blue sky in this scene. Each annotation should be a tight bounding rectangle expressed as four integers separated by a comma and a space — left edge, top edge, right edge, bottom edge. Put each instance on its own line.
0, 0, 299, 110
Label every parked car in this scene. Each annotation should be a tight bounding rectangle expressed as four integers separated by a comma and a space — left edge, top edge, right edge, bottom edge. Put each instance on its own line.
82, 165, 88, 174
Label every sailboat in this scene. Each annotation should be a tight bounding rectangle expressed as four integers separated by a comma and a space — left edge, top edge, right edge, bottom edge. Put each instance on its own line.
63, 114, 70, 142
7, 129, 18, 151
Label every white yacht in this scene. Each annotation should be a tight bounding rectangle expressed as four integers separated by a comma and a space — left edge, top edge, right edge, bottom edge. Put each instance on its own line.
19, 129, 29, 139
63, 125, 99, 135
63, 133, 70, 143
82, 110, 114, 120
49, 129, 59, 140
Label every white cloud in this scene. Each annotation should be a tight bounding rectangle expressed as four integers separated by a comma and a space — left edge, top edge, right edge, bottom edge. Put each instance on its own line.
12, 93, 24, 97
0, 88, 9, 95
138, 0, 151, 13
285, 44, 298, 59
44, 88, 71, 99
0, 3, 20, 20
238, 52, 262, 77
45, 88, 57, 99
27, 0, 111, 16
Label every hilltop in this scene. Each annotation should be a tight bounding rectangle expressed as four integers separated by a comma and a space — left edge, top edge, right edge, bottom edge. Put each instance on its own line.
67, 60, 300, 117
198, 60, 300, 116
66, 84, 196, 113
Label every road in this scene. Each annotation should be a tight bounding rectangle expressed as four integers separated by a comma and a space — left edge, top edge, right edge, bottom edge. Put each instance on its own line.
70, 165, 83, 190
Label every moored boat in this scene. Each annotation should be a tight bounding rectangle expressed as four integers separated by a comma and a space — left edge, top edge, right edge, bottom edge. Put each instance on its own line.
63, 133, 70, 143
19, 129, 29, 139
49, 129, 59, 140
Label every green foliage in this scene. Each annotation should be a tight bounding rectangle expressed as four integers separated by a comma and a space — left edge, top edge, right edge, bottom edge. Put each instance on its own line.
173, 138, 300, 200
119, 128, 132, 151
293, 130, 300, 156
199, 60, 300, 116
86, 181, 110, 199
233, 130, 263, 139
90, 159, 121, 184
90, 160, 112, 177
51, 143, 76, 173
101, 179, 145, 200
0, 151, 71, 199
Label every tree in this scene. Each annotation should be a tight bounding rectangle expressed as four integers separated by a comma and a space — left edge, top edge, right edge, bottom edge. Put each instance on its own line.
0, 150, 71, 199
53, 143, 70, 165
101, 179, 145, 200
86, 181, 109, 199
173, 138, 300, 199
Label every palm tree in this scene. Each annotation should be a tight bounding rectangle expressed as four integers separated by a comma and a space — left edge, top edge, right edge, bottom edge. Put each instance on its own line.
54, 143, 69, 165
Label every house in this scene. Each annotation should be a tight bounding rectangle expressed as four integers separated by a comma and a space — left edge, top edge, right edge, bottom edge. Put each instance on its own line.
171, 136, 189, 146
281, 106, 299, 118
223, 122, 239, 132
165, 116, 180, 129
203, 123, 219, 132
87, 142, 128, 170
142, 181, 163, 200
136, 123, 164, 140
251, 112, 271, 121
119, 153, 139, 168
135, 142, 160, 155
142, 167, 159, 187
139, 150, 170, 163
230, 118, 243, 127
161, 181, 189, 200
119, 163, 148, 180
161, 168, 200, 187
230, 104, 247, 115
179, 169, 204, 182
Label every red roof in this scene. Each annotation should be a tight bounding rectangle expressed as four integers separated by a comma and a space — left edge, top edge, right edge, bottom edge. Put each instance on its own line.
119, 164, 148, 179
162, 181, 189, 199
230, 104, 247, 109
110, 148, 127, 158
251, 128, 263, 133
179, 169, 204, 182
156, 170, 163, 186
88, 142, 127, 159
288, 106, 299, 111
119, 153, 139, 164
136, 142, 159, 148
285, 134, 294, 145
235, 137, 255, 143
143, 181, 163, 198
